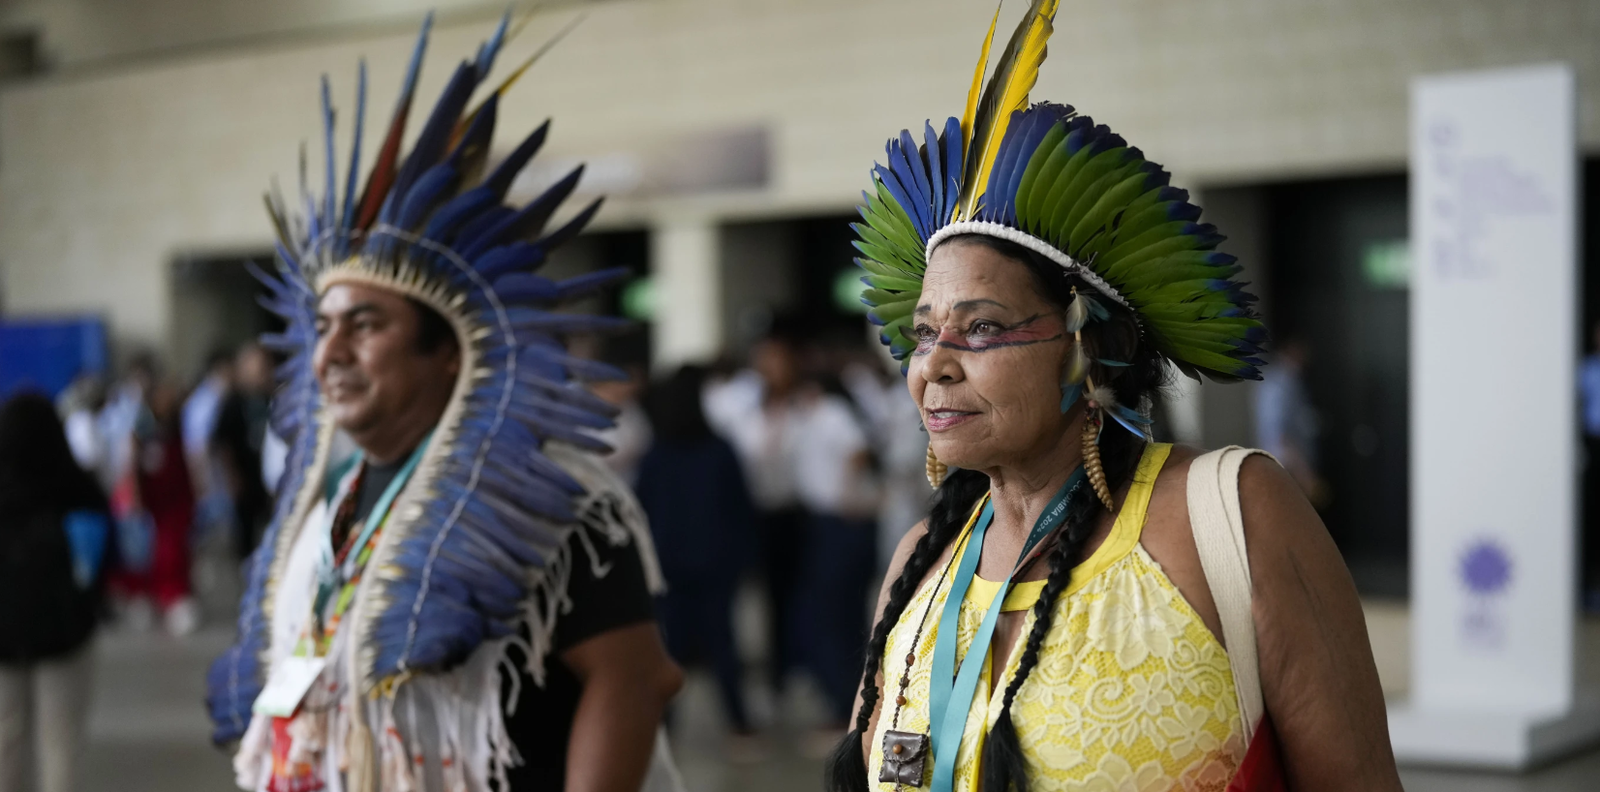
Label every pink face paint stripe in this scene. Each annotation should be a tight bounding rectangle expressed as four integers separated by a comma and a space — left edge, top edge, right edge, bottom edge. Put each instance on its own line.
913, 314, 1066, 355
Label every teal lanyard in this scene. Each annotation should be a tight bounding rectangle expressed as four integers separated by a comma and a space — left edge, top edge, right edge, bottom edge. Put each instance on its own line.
313, 437, 430, 621
925, 468, 1085, 792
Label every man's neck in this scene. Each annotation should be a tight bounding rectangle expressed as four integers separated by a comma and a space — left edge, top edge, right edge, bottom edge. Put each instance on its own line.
354, 420, 433, 466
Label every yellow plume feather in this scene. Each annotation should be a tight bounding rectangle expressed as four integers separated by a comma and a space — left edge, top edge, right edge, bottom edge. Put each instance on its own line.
955, 0, 1059, 220
961, 5, 1002, 150
452, 11, 586, 145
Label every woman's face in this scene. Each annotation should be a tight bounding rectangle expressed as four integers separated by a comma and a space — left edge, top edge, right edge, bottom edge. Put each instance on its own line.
909, 240, 1072, 473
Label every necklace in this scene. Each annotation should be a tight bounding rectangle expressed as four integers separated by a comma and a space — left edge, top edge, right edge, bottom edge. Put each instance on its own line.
877, 520, 974, 788
925, 469, 1086, 792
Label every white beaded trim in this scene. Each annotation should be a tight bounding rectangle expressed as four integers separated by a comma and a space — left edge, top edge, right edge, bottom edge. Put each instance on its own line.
925, 220, 1130, 308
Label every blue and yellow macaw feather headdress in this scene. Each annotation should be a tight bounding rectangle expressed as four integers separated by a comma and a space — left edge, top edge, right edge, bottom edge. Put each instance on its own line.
207, 14, 630, 744
857, 0, 1265, 383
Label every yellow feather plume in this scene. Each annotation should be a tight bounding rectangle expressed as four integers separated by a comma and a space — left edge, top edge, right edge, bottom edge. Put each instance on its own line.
961, 6, 1002, 151
956, 0, 1059, 220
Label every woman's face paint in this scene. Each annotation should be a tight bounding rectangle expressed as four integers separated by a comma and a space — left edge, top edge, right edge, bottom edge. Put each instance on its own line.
911, 313, 1065, 356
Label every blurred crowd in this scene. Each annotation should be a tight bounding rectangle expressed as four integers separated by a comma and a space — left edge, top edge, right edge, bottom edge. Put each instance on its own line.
48, 342, 279, 638
0, 340, 281, 790
595, 320, 929, 756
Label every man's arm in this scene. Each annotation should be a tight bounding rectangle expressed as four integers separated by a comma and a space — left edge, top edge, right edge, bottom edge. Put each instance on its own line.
560, 622, 683, 792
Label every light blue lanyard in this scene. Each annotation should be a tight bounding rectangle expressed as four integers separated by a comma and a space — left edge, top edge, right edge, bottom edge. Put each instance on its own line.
314, 436, 430, 613
925, 468, 1085, 792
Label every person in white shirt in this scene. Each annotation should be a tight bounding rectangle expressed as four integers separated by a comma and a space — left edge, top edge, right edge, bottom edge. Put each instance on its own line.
703, 337, 810, 695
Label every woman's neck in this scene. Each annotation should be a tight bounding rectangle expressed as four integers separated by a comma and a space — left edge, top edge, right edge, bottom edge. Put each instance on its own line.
982, 412, 1087, 541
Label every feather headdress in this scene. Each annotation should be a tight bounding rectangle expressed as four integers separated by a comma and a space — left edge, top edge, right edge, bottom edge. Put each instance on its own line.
205, 13, 641, 747
856, 0, 1265, 384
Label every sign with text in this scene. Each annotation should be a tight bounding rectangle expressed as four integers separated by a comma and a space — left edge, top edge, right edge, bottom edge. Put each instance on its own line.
1411, 65, 1577, 716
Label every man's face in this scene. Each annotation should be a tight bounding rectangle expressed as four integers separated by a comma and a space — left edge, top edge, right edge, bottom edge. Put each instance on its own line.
313, 283, 460, 439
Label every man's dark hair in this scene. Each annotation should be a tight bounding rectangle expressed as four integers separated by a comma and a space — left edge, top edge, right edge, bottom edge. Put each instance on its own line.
407, 298, 458, 355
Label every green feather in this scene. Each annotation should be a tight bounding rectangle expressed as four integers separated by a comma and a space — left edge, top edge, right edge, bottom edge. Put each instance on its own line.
867, 273, 923, 292
1054, 160, 1142, 252
857, 252, 921, 281
1067, 171, 1156, 260
1021, 140, 1096, 234
1013, 121, 1069, 218
1039, 147, 1130, 244
869, 298, 918, 323
1102, 234, 1210, 280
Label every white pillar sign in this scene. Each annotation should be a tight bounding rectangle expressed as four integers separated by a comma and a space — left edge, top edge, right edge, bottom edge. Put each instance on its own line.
1391, 64, 1596, 767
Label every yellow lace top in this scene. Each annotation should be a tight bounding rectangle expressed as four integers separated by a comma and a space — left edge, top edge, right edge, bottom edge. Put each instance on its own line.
867, 443, 1245, 791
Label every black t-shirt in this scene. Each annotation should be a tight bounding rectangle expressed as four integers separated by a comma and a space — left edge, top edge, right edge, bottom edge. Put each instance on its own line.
345, 464, 655, 790
502, 534, 654, 790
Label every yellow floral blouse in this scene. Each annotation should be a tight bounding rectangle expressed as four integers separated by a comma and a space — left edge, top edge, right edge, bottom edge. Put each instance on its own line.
868, 443, 1245, 791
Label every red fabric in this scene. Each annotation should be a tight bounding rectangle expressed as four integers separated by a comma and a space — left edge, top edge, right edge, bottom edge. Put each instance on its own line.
1227, 715, 1289, 792
110, 432, 194, 608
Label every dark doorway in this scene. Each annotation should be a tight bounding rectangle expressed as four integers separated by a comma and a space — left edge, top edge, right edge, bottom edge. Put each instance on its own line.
1264, 174, 1410, 597
170, 252, 281, 383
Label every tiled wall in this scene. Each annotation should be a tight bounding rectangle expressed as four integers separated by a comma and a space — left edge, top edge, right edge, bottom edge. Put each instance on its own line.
2, 0, 1597, 352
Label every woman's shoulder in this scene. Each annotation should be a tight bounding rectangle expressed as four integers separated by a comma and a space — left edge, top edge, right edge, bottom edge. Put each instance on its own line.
1147, 444, 1301, 517
1139, 444, 1309, 648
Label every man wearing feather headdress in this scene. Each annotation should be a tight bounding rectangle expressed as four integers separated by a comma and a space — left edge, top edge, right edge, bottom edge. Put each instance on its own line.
205, 15, 685, 792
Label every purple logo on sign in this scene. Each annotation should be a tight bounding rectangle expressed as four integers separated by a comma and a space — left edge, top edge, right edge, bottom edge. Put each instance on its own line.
1459, 539, 1512, 596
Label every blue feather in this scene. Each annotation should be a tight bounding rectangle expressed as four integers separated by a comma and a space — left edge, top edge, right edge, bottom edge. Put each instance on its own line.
461, 165, 584, 260
321, 76, 337, 239
340, 60, 367, 242
395, 162, 460, 230
894, 129, 934, 237
384, 61, 478, 227
940, 117, 963, 222
483, 121, 551, 198
557, 267, 631, 299
1059, 382, 1082, 414
476, 11, 510, 77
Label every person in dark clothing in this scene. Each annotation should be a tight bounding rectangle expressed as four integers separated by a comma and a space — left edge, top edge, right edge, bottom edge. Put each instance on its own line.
213, 342, 273, 561
0, 392, 113, 792
636, 366, 758, 738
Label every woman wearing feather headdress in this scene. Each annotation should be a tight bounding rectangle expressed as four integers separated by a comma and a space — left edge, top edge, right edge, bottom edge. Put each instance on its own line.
825, 3, 1401, 791
204, 16, 685, 792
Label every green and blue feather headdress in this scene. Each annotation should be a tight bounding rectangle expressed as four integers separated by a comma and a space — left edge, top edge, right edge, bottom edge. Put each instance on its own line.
206, 13, 638, 745
857, 0, 1265, 388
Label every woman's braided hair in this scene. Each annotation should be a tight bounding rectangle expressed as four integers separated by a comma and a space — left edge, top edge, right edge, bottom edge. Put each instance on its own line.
825, 234, 1167, 792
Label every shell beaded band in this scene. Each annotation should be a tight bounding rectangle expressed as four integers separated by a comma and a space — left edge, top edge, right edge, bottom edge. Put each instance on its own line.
925, 220, 1131, 309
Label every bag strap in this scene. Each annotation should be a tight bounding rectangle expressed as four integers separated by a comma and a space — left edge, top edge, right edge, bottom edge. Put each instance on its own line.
1186, 445, 1274, 743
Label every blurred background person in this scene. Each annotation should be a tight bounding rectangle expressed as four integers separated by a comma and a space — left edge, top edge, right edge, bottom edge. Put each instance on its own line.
591, 358, 653, 487
787, 344, 879, 754
704, 327, 809, 698
636, 365, 760, 754
1582, 319, 1600, 608
109, 379, 197, 636
835, 334, 929, 576
1254, 335, 1328, 506
212, 342, 272, 561
0, 393, 113, 792
57, 374, 109, 476
181, 349, 235, 557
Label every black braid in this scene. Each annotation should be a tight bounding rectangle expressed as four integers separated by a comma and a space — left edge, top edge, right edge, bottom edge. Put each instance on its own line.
824, 467, 989, 792
980, 425, 1144, 792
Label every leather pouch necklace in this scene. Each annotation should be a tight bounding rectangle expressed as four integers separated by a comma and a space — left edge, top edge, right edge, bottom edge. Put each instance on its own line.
878, 521, 973, 787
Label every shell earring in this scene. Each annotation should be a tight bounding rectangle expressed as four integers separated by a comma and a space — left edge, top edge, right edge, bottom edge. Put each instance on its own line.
925, 445, 948, 489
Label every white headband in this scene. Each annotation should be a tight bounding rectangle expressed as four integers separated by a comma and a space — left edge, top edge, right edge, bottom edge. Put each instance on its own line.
925, 220, 1130, 308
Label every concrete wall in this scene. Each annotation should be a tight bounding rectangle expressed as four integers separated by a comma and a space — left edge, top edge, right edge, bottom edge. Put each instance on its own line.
3, 0, 1599, 358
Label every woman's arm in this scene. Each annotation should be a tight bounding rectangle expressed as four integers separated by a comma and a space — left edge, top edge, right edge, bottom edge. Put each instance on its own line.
1240, 455, 1402, 791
